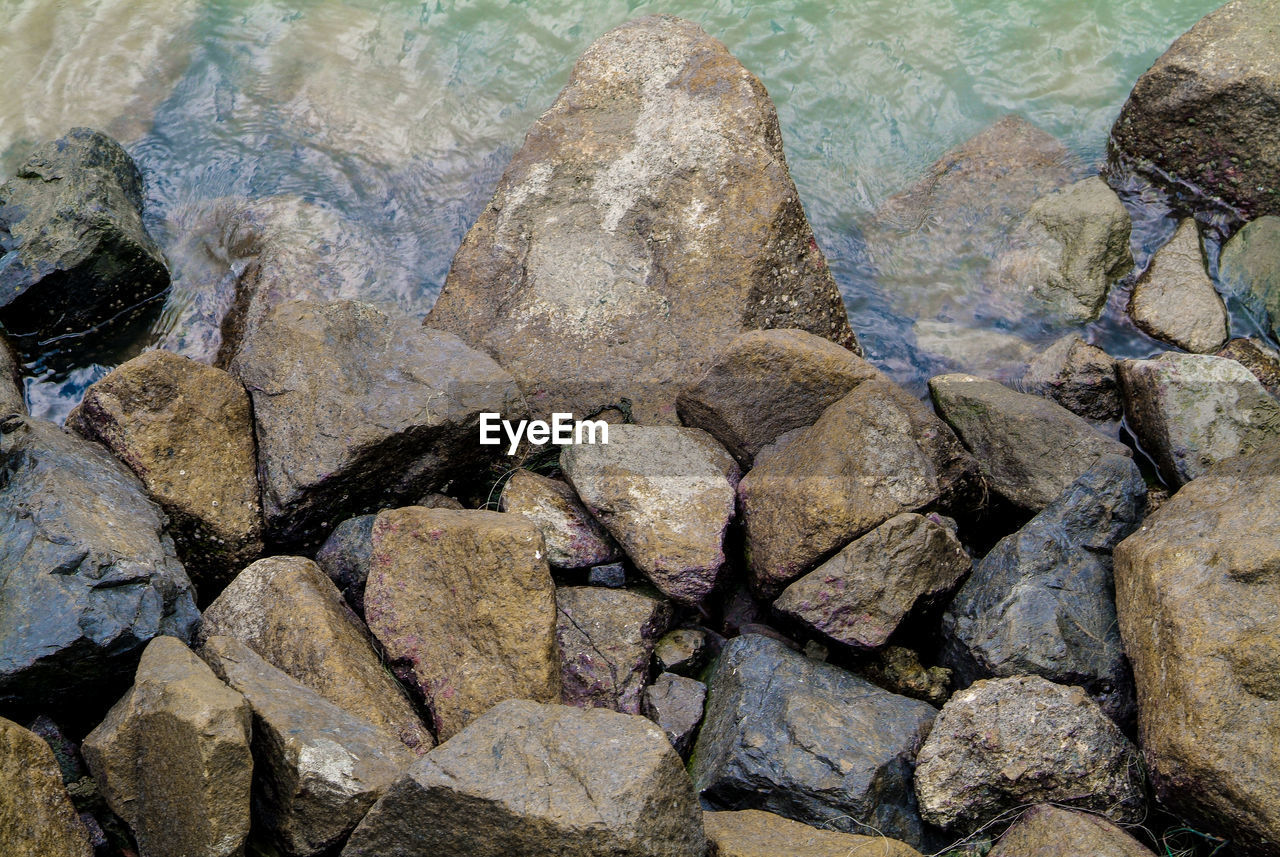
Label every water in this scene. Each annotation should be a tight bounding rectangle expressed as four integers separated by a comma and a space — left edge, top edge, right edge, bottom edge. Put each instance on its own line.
0, 0, 1228, 420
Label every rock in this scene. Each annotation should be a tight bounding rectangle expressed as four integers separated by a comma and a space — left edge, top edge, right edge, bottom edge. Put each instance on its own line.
0, 415, 198, 714
914, 675, 1144, 832
774, 513, 970, 650
0, 716, 94, 857
929, 373, 1131, 513
0, 336, 24, 416
741, 377, 977, 597
82, 637, 252, 857
341, 699, 706, 857
1021, 335, 1123, 421
200, 556, 432, 754
556, 586, 672, 715
691, 634, 937, 848
988, 804, 1157, 857
229, 299, 525, 548
500, 469, 620, 570
911, 322, 1037, 383
703, 810, 921, 857
200, 635, 412, 856
676, 329, 879, 464
561, 425, 740, 605
859, 647, 951, 706
0, 128, 169, 342
1114, 448, 1280, 853
425, 16, 855, 425
1128, 220, 1228, 353
588, 562, 628, 587
653, 628, 711, 677
364, 507, 560, 741
66, 350, 262, 594
642, 673, 706, 757
1219, 215, 1280, 340
1109, 0, 1280, 218
1118, 352, 1280, 486
314, 513, 376, 614
1217, 337, 1280, 398
942, 455, 1146, 723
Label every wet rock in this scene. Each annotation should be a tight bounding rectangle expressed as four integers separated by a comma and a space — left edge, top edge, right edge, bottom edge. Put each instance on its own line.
653, 628, 711, 677
1109, 0, 1280, 218
1114, 448, 1280, 853
0, 128, 169, 341
229, 299, 524, 549
988, 804, 1156, 857
500, 469, 620, 570
364, 507, 560, 741
200, 556, 432, 754
0, 716, 94, 857
82, 636, 252, 857
0, 336, 24, 416
1216, 337, 1280, 398
929, 373, 1131, 513
775, 513, 970, 650
911, 322, 1038, 383
561, 425, 740, 606
1118, 352, 1280, 486
914, 675, 1144, 832
691, 634, 937, 848
588, 562, 627, 588
426, 16, 855, 425
66, 350, 262, 594
1128, 220, 1228, 353
703, 810, 921, 857
859, 647, 951, 706
1219, 215, 1280, 340
200, 635, 412, 857
0, 415, 198, 714
642, 673, 705, 757
942, 455, 1145, 723
341, 699, 706, 857
1021, 335, 1123, 421
556, 586, 672, 715
314, 513, 375, 614
676, 329, 878, 465
741, 376, 977, 597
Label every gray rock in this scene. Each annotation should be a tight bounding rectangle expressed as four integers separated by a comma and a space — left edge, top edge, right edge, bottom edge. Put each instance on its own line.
314, 514, 376, 615
556, 586, 672, 715
500, 469, 620, 570
988, 804, 1157, 857
1219, 215, 1280, 341
642, 673, 706, 757
588, 562, 627, 588
911, 321, 1037, 384
653, 628, 711, 677
0, 336, 24, 416
1021, 335, 1122, 421
691, 634, 937, 848
1128, 220, 1228, 353
1217, 337, 1280, 398
0, 716, 95, 857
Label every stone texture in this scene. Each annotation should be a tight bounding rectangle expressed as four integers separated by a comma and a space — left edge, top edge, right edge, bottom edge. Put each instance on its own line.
0, 716, 94, 857
500, 469, 620, 570
82, 636, 252, 857
1128, 220, 1228, 353
0, 415, 198, 714
1118, 352, 1280, 486
561, 425, 740, 606
691, 634, 937, 848
911, 322, 1037, 384
200, 635, 412, 857
642, 673, 705, 757
929, 373, 1131, 513
703, 810, 921, 857
1022, 335, 1123, 421
66, 350, 262, 594
653, 628, 711, 677
314, 513, 375, 615
914, 675, 1144, 833
0, 336, 24, 416
200, 556, 432, 754
341, 700, 706, 857
859, 647, 951, 706
775, 513, 970, 650
364, 507, 560, 741
229, 299, 524, 549
1219, 215, 1280, 341
556, 586, 672, 715
1114, 448, 1280, 854
1217, 337, 1280, 398
988, 804, 1156, 857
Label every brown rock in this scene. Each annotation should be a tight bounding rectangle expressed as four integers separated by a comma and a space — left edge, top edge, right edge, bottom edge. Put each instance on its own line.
859, 646, 952, 706
0, 336, 24, 416
703, 810, 920, 857
1128, 220, 1228, 354
0, 716, 94, 857
556, 586, 672, 714
1217, 337, 1280, 398
500, 469, 620, 569
988, 804, 1156, 857
1022, 335, 1123, 421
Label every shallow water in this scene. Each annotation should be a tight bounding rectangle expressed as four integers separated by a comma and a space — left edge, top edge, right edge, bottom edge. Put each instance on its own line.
0, 0, 1231, 420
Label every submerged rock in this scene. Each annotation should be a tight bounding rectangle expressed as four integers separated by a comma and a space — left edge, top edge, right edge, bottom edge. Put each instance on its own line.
1021, 335, 1123, 421
642, 673, 705, 757
988, 804, 1156, 857
500, 470, 620, 570
0, 716, 95, 857
1128, 220, 1228, 353
556, 586, 671, 715
702, 810, 921, 857
1216, 336, 1280, 398
1219, 214, 1280, 340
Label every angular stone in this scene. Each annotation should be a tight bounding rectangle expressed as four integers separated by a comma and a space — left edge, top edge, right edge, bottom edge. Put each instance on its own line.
1128, 220, 1228, 353
988, 804, 1156, 857
1217, 337, 1280, 398
0, 336, 24, 416
341, 700, 706, 857
642, 673, 705, 757
653, 628, 711, 677
500, 469, 620, 570
364, 507, 560, 741
1220, 215, 1280, 341
859, 647, 951, 707
914, 675, 1144, 832
314, 513, 375, 614
82, 637, 252, 857
561, 425, 740, 606
588, 562, 627, 588
703, 810, 921, 857
929, 373, 1131, 513
1022, 335, 1123, 422
229, 299, 524, 548
66, 350, 262, 594
200, 636, 412, 857
200, 556, 431, 754
0, 716, 94, 857
691, 634, 937, 848
556, 586, 672, 715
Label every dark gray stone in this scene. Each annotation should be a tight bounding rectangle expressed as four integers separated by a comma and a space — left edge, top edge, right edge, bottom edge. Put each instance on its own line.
588, 562, 627, 588
1021, 335, 1122, 422
314, 514, 376, 615
0, 336, 24, 416
642, 673, 706, 757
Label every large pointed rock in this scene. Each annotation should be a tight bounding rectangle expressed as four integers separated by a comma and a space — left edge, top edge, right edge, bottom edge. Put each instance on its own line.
1127, 220, 1228, 354
0, 716, 94, 857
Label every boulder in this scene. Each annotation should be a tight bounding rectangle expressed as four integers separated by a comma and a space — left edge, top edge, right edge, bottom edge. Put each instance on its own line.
988, 804, 1156, 857
364, 507, 560, 741
341, 700, 706, 857
1217, 337, 1280, 398
66, 350, 262, 594
0, 336, 24, 416
561, 425, 740, 605
928, 373, 1131, 513
1219, 215, 1280, 340
1114, 448, 1280, 853
0, 415, 198, 714
914, 675, 1144, 832
556, 586, 672, 715
1021, 335, 1122, 421
691, 634, 937, 848
0, 717, 94, 857
774, 513, 970, 650
642, 673, 706, 756
82, 637, 252, 857
1118, 352, 1280, 486
200, 556, 432, 754
703, 810, 921, 857
229, 299, 524, 548
1127, 220, 1228, 353
500, 469, 620, 570
314, 513, 376, 614
0, 128, 169, 341
653, 628, 712, 677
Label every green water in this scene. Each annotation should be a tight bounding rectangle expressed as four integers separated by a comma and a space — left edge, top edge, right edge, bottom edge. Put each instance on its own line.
0, 0, 1224, 418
